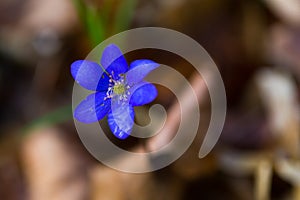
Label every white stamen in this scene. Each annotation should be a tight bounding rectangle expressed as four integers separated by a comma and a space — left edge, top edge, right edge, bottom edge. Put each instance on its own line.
103, 73, 131, 102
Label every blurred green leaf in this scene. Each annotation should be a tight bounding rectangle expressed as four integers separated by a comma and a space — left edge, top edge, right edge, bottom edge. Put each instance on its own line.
23, 105, 72, 133
100, 0, 114, 29
73, 0, 137, 46
85, 5, 105, 47
73, 0, 86, 21
113, 0, 137, 33
73, 0, 105, 47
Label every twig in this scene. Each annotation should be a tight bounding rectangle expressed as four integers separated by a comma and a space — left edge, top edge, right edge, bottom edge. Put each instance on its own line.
146, 71, 209, 151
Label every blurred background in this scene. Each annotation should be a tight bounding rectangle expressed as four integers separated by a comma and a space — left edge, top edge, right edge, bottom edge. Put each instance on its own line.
1, 0, 300, 199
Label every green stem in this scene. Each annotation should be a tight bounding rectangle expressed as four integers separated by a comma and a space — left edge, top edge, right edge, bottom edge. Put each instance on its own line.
23, 105, 72, 134
99, 63, 110, 76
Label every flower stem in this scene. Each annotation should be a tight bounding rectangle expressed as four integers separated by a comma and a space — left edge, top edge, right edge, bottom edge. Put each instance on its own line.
99, 63, 110, 76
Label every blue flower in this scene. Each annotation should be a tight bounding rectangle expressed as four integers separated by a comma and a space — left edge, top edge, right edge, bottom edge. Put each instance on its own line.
71, 44, 159, 139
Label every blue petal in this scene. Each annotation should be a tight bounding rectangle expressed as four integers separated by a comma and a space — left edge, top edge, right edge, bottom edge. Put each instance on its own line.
126, 60, 160, 84
74, 92, 111, 123
107, 103, 134, 139
101, 44, 128, 78
129, 82, 157, 106
71, 60, 109, 91
129, 59, 157, 70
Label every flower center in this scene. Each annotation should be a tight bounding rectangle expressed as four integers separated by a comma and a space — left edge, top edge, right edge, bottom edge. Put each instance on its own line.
113, 83, 125, 95
104, 73, 131, 101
